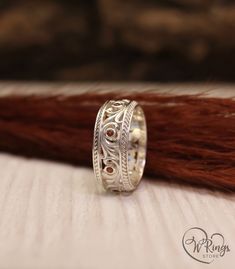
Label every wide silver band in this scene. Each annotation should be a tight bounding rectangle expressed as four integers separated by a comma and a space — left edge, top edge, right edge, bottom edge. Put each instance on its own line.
92, 99, 147, 192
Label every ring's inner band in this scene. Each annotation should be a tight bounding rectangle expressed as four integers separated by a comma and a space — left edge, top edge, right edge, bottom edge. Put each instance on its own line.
128, 105, 147, 187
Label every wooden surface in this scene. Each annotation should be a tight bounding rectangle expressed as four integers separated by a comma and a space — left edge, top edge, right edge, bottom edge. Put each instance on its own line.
0, 83, 234, 269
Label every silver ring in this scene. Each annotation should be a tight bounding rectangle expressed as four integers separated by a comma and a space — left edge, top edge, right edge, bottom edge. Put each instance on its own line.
92, 99, 147, 192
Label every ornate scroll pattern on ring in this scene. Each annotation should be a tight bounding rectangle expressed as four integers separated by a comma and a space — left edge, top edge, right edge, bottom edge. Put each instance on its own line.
100, 100, 130, 191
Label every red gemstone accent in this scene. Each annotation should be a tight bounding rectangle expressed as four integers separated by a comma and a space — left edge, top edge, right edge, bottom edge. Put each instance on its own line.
106, 167, 113, 173
106, 129, 114, 137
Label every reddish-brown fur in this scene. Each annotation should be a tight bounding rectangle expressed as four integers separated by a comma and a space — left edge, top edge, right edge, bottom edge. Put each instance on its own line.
0, 92, 234, 191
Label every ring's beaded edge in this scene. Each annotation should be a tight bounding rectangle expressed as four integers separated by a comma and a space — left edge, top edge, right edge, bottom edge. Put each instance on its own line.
92, 102, 107, 187
120, 101, 138, 191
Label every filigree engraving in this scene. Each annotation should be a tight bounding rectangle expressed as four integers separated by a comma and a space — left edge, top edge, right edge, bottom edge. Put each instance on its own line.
100, 100, 130, 191
93, 99, 145, 192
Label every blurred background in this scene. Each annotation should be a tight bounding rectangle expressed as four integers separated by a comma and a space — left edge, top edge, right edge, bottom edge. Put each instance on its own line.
0, 0, 234, 82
